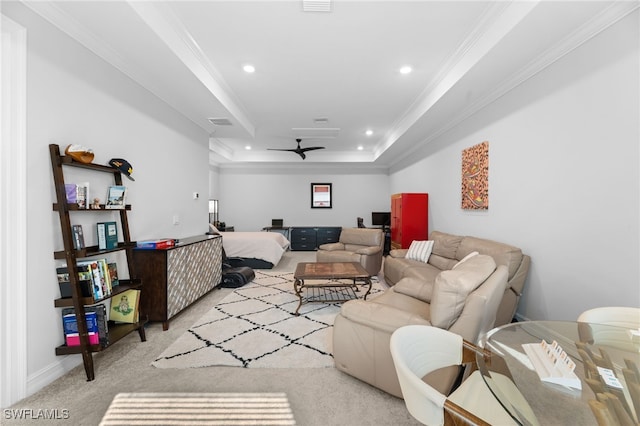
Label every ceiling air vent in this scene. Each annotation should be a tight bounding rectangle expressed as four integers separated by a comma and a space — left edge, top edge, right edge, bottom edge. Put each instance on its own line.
303, 0, 332, 13
208, 117, 233, 126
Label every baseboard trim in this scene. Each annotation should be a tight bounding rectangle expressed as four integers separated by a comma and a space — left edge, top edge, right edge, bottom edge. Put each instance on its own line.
26, 356, 82, 397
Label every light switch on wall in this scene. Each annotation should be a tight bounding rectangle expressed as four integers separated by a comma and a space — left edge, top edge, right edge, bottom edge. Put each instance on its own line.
173, 215, 180, 225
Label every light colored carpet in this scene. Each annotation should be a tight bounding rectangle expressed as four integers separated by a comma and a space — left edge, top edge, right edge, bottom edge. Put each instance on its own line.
5, 252, 421, 426
99, 392, 296, 425
153, 271, 384, 369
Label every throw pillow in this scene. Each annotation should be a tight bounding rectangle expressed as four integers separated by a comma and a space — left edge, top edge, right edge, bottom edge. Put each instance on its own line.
406, 240, 434, 263
453, 251, 479, 269
430, 254, 496, 329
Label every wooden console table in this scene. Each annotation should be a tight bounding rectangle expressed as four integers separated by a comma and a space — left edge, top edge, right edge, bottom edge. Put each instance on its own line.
132, 235, 222, 330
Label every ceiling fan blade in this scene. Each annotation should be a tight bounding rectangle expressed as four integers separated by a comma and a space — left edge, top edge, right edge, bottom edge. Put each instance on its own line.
267, 148, 297, 152
300, 146, 325, 152
299, 152, 306, 160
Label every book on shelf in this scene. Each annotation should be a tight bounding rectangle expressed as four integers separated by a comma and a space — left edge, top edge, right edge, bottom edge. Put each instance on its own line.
97, 221, 118, 250
107, 262, 119, 288
71, 225, 85, 250
65, 184, 77, 203
76, 182, 90, 209
76, 258, 113, 300
136, 239, 175, 250
62, 305, 109, 347
56, 265, 93, 299
105, 185, 127, 209
109, 289, 140, 323
61, 309, 99, 346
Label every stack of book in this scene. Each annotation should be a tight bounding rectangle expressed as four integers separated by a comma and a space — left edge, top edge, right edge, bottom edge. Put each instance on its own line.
136, 239, 175, 249
61, 304, 109, 347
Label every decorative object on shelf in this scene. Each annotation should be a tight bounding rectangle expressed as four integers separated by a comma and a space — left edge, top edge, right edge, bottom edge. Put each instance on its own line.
461, 141, 489, 210
105, 185, 127, 209
110, 289, 140, 323
311, 182, 332, 208
108, 158, 135, 181
64, 144, 94, 164
91, 198, 101, 209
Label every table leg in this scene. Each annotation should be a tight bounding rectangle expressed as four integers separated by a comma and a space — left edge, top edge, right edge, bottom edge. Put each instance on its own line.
294, 278, 303, 316
363, 277, 372, 300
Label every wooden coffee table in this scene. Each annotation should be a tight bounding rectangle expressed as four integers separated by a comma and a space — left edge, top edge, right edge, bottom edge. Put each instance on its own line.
293, 262, 373, 316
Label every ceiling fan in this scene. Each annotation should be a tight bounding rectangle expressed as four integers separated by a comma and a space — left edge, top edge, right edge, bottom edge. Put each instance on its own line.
267, 138, 325, 160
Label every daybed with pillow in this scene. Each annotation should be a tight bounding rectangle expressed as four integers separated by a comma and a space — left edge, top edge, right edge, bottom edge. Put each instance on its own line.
333, 253, 508, 398
384, 230, 530, 326
209, 224, 290, 269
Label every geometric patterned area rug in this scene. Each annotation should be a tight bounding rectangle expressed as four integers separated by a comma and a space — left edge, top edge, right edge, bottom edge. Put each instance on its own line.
152, 271, 384, 369
99, 392, 296, 425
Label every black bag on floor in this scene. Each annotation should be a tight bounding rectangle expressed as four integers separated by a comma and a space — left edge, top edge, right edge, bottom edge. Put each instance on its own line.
220, 266, 255, 288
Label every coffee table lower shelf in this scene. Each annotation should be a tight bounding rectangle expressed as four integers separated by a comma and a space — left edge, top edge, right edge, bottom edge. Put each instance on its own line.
293, 262, 373, 316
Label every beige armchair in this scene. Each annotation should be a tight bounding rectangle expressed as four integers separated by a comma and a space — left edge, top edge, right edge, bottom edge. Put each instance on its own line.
316, 228, 384, 276
333, 254, 508, 398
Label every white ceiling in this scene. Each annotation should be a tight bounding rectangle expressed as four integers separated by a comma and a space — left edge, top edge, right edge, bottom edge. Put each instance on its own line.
23, 1, 637, 169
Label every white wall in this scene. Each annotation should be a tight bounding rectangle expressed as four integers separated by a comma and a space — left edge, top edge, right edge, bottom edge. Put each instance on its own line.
2, 3, 210, 395
217, 167, 390, 231
390, 11, 639, 321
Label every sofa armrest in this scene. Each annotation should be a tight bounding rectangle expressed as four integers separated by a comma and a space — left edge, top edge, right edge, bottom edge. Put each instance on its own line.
318, 242, 345, 251
340, 300, 431, 334
388, 249, 408, 258
355, 246, 382, 256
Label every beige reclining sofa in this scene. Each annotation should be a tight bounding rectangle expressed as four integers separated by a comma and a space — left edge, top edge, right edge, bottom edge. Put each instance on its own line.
384, 231, 530, 327
333, 252, 509, 398
316, 228, 384, 276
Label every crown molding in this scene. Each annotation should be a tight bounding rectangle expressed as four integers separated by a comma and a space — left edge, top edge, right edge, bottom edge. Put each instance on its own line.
387, 1, 639, 169
128, 2, 255, 138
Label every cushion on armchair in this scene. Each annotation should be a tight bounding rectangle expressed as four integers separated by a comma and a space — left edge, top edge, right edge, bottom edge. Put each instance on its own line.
430, 255, 496, 329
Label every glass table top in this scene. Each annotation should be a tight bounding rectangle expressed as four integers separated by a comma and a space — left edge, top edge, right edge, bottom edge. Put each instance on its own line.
476, 320, 640, 426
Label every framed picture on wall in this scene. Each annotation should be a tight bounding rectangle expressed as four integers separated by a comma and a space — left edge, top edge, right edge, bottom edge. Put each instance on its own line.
311, 183, 332, 208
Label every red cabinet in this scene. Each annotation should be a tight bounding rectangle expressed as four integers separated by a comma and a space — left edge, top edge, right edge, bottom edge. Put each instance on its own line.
391, 193, 428, 249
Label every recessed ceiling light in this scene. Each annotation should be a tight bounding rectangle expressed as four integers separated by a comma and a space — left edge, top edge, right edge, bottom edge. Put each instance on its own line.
245, 145, 252, 150
400, 66, 412, 74
243, 64, 255, 73
365, 129, 373, 136
357, 145, 364, 151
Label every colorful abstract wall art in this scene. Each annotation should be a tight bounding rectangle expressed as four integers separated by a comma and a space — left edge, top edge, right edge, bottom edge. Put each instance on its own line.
461, 141, 489, 210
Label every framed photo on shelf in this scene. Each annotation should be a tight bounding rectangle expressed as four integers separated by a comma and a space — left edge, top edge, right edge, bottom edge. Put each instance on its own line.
311, 183, 332, 208
105, 185, 127, 209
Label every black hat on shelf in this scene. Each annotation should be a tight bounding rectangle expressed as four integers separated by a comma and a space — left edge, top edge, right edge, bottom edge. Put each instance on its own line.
109, 158, 135, 181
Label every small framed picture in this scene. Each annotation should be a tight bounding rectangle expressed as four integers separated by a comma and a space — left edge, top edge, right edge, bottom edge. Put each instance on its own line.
105, 185, 127, 209
311, 183, 332, 208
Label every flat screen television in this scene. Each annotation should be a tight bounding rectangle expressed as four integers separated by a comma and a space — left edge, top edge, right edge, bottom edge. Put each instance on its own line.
371, 212, 391, 227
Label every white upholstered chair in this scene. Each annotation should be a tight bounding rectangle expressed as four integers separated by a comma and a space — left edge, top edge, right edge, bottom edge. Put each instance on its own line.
389, 325, 527, 426
577, 306, 640, 350
577, 307, 640, 329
